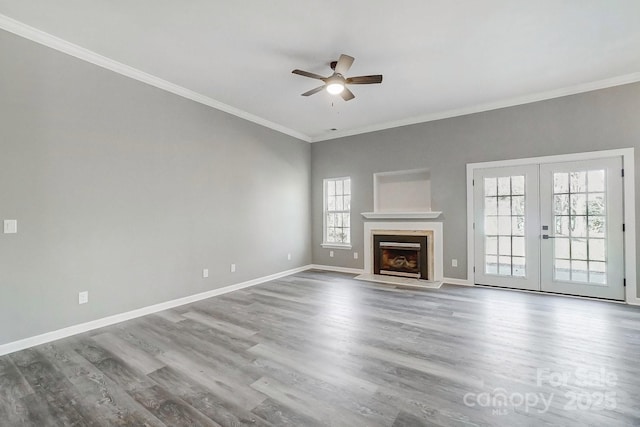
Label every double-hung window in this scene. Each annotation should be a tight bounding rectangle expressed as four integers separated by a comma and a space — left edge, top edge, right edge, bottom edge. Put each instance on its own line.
323, 177, 351, 248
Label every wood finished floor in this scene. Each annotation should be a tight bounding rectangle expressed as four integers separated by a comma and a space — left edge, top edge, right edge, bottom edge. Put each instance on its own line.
1, 270, 640, 426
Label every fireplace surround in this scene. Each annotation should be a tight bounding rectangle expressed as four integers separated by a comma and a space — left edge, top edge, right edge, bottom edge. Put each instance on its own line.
362, 221, 443, 284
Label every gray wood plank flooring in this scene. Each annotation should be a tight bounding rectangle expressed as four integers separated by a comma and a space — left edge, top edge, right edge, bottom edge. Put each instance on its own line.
1, 270, 640, 426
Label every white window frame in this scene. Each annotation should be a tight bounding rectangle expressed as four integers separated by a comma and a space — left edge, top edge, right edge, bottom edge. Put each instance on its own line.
322, 176, 352, 249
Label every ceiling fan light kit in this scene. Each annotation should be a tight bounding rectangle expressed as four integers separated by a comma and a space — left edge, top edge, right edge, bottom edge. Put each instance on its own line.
326, 78, 345, 95
292, 54, 383, 101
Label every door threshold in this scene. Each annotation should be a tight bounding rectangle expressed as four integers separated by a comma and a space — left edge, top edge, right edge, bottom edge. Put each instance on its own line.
473, 283, 626, 304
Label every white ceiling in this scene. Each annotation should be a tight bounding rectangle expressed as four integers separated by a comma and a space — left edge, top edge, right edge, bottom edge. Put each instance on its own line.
1, 1, 639, 142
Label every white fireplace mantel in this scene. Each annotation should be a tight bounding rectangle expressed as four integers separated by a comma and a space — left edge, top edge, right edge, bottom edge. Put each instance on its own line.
361, 211, 442, 219
363, 221, 443, 282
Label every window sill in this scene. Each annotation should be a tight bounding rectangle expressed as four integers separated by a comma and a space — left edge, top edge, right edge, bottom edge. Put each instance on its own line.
321, 243, 352, 250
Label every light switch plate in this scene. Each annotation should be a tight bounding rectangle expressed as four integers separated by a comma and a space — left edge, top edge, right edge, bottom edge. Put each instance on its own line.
203, 268, 209, 278
4, 220, 17, 234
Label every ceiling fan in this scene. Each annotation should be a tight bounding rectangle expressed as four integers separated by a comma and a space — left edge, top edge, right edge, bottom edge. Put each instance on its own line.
292, 54, 383, 101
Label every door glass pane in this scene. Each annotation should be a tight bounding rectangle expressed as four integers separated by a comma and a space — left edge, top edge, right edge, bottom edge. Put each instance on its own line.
587, 193, 605, 215
512, 176, 525, 195
485, 197, 498, 215
552, 169, 607, 284
512, 237, 525, 257
498, 216, 511, 235
571, 260, 589, 282
512, 216, 525, 236
511, 196, 525, 215
588, 239, 605, 261
571, 238, 588, 260
554, 238, 570, 259
571, 216, 587, 237
485, 216, 498, 235
554, 172, 569, 193
499, 256, 511, 275
571, 194, 587, 215
513, 257, 526, 277
554, 195, 569, 214
498, 196, 511, 215
589, 261, 607, 284
486, 255, 498, 274
587, 170, 605, 192
588, 216, 605, 238
483, 175, 526, 277
555, 259, 571, 280
498, 236, 511, 255
485, 236, 498, 254
569, 171, 587, 192
497, 177, 510, 195
485, 178, 497, 196
555, 216, 570, 237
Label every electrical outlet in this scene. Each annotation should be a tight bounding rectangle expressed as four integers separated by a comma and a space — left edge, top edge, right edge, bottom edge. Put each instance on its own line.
3, 220, 17, 234
353, 252, 358, 259
231, 263, 236, 273
329, 251, 334, 257
203, 268, 209, 278
78, 291, 89, 305
452, 259, 458, 267
287, 253, 292, 261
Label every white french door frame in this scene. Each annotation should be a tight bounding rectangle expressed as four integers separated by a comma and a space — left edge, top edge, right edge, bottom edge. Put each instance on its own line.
466, 148, 637, 304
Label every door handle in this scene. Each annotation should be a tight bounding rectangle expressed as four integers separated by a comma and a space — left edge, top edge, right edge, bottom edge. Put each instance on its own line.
542, 234, 555, 239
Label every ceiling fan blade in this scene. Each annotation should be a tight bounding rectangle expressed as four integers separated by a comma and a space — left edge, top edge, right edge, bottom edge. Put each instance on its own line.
340, 87, 355, 101
301, 85, 326, 96
334, 54, 355, 75
346, 75, 383, 85
292, 69, 327, 80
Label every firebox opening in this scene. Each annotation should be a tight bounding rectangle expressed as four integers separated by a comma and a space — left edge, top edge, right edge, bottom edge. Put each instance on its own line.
374, 235, 429, 280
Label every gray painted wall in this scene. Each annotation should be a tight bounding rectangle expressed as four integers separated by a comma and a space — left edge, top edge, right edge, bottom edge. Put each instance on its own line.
2, 27, 638, 347
311, 82, 640, 293
0, 30, 311, 345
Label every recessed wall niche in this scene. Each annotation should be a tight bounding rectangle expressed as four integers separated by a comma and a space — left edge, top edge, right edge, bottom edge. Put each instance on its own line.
374, 168, 432, 213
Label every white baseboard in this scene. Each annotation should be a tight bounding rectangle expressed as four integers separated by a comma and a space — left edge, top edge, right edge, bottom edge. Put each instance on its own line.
0, 265, 312, 357
5, 264, 629, 357
443, 277, 473, 286
309, 264, 365, 275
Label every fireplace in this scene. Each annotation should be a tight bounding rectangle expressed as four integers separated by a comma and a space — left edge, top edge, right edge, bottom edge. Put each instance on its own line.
374, 235, 428, 279
363, 222, 442, 284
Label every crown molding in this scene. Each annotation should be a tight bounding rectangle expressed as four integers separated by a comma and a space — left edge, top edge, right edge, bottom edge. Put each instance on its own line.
311, 72, 640, 142
0, 14, 312, 143
2, 14, 638, 145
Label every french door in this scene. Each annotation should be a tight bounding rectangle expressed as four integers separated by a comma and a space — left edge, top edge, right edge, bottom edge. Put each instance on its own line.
474, 157, 625, 300
473, 165, 540, 290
